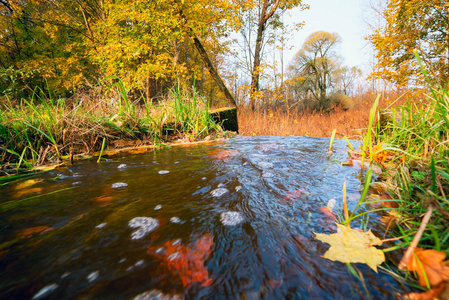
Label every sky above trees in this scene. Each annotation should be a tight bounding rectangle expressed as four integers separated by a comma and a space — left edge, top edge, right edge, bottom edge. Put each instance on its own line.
284, 0, 368, 69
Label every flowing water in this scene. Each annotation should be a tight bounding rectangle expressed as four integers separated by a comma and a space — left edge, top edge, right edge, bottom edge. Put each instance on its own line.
0, 136, 410, 299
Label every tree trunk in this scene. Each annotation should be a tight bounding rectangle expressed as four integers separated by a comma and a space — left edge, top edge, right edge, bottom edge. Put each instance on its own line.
249, 0, 280, 111
192, 36, 237, 108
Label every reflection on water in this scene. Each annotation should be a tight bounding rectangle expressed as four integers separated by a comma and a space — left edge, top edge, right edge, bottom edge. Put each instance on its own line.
0, 136, 410, 299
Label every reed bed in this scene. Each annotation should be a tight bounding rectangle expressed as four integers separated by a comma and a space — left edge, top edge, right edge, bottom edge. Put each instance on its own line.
237, 92, 403, 139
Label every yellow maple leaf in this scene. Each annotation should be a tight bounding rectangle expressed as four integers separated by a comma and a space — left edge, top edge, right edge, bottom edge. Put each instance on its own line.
315, 223, 385, 272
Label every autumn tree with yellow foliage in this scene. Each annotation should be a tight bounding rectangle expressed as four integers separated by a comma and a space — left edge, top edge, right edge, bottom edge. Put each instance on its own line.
369, 0, 449, 87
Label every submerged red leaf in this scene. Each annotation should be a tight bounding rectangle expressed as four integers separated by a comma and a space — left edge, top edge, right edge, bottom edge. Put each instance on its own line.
207, 150, 239, 160
147, 234, 214, 287
319, 207, 337, 221
16, 226, 54, 238
279, 188, 305, 204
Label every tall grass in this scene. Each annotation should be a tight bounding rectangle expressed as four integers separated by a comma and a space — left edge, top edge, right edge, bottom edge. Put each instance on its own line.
354, 52, 449, 287
0, 80, 222, 174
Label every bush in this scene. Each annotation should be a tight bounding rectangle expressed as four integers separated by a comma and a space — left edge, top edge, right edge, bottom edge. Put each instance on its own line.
329, 93, 354, 110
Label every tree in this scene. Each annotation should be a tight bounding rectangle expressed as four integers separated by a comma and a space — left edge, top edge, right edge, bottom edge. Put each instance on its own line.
368, 0, 449, 87
288, 31, 342, 111
233, 0, 308, 110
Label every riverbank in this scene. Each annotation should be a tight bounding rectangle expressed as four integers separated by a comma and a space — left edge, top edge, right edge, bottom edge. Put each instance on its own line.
355, 84, 449, 298
0, 83, 232, 177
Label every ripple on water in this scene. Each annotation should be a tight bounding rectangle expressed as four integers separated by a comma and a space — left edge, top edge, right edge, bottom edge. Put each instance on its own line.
154, 205, 162, 210
220, 211, 244, 226
210, 188, 229, 197
128, 217, 159, 240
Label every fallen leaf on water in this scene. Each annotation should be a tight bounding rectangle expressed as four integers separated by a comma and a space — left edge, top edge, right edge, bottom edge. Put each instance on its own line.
405, 248, 449, 287
16, 226, 54, 238
32, 163, 64, 172
15, 179, 43, 190
147, 234, 214, 287
15, 187, 42, 198
279, 189, 305, 204
403, 281, 446, 299
128, 148, 148, 154
319, 207, 336, 221
380, 192, 399, 208
315, 223, 385, 272
92, 195, 115, 206
207, 150, 239, 160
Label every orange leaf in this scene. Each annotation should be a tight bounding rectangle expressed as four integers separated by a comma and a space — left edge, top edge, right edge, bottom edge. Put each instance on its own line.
380, 192, 399, 208
406, 248, 449, 287
279, 189, 304, 204
207, 150, 239, 160
147, 234, 214, 287
16, 226, 54, 238
319, 207, 336, 221
403, 282, 446, 300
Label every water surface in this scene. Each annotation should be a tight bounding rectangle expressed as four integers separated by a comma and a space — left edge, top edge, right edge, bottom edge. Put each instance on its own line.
0, 136, 409, 299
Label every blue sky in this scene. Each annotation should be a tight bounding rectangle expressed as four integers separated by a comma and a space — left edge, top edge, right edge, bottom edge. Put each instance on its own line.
284, 0, 372, 69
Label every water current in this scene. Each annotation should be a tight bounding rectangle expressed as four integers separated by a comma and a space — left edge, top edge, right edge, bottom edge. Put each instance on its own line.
0, 136, 412, 299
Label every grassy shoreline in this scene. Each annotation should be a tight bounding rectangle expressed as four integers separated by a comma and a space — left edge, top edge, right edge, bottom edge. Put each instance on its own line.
0, 82, 227, 176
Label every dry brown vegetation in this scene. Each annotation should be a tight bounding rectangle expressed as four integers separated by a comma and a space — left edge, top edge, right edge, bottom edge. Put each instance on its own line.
238, 91, 406, 139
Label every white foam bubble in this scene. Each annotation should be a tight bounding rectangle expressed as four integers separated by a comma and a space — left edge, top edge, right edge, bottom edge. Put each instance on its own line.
220, 211, 244, 226
128, 217, 159, 240
158, 170, 170, 175
95, 223, 107, 229
32, 284, 58, 300
170, 217, 181, 223
235, 186, 242, 192
112, 182, 128, 188
210, 188, 229, 197
154, 205, 162, 210
118, 164, 127, 169
87, 271, 99, 282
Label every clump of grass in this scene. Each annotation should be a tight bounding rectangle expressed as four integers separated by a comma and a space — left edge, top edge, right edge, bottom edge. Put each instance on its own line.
353, 51, 449, 289
0, 79, 222, 174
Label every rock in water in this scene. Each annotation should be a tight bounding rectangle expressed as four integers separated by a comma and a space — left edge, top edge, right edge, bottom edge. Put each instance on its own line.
220, 211, 244, 226
129, 217, 159, 240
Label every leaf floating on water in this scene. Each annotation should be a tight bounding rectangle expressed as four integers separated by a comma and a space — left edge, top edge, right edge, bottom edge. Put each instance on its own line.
15, 187, 43, 198
129, 217, 159, 240
314, 223, 385, 272
15, 179, 43, 190
403, 282, 447, 300
147, 234, 214, 287
92, 195, 115, 206
16, 226, 54, 238
405, 248, 449, 287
